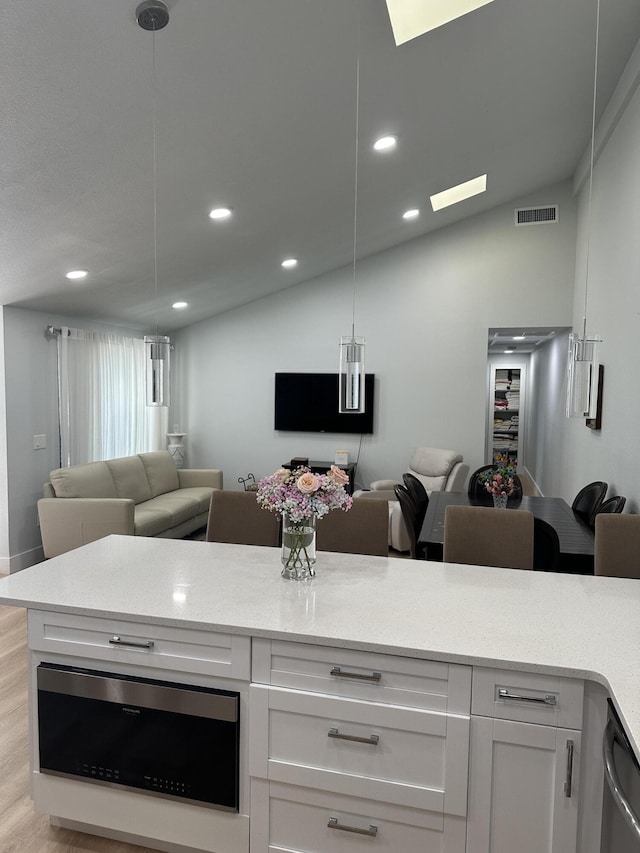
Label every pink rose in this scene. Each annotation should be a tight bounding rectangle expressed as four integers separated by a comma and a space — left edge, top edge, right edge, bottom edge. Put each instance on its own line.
327, 465, 349, 486
297, 472, 320, 493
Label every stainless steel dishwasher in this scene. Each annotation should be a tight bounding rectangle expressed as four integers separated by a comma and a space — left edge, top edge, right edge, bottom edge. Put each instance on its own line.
601, 700, 640, 851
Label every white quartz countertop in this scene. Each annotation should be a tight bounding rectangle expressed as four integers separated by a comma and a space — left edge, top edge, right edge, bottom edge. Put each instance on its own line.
1, 535, 639, 757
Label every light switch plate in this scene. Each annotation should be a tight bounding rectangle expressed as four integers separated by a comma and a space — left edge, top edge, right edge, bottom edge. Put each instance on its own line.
33, 434, 46, 450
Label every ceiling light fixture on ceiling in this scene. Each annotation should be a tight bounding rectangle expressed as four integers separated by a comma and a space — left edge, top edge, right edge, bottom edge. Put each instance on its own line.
172, 301, 188, 310
281, 258, 298, 269
65, 269, 88, 280
513, 334, 526, 340
137, 0, 171, 408
385, 0, 495, 45
566, 0, 602, 420
373, 135, 397, 152
209, 207, 232, 220
430, 174, 487, 211
504, 348, 515, 354
402, 208, 420, 220
339, 6, 366, 415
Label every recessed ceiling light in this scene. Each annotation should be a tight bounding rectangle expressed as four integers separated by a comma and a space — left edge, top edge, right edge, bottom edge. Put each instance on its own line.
208, 207, 232, 220
402, 208, 420, 220
172, 301, 188, 309
512, 334, 526, 341
373, 135, 397, 152
504, 348, 515, 354
430, 174, 487, 211
65, 269, 88, 280
281, 258, 298, 269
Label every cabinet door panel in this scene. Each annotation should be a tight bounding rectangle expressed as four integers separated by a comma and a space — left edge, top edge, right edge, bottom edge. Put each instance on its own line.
467, 717, 580, 853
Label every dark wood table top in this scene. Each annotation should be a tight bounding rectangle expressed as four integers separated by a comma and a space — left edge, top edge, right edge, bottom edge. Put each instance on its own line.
420, 492, 594, 557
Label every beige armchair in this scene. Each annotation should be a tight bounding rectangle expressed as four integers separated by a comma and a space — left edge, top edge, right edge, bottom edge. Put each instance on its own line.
354, 447, 468, 553
370, 447, 468, 494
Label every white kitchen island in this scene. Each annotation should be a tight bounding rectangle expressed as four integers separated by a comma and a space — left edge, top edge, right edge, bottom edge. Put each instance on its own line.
1, 534, 639, 853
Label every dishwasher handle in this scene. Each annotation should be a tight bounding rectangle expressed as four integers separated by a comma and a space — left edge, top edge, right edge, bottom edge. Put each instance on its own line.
603, 718, 640, 842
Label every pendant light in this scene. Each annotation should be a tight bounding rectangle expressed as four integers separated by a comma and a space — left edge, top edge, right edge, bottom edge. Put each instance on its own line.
339, 7, 366, 414
566, 0, 602, 419
137, 1, 171, 407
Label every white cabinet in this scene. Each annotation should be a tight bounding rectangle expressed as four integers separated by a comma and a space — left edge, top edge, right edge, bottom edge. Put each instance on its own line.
250, 638, 472, 853
467, 667, 584, 853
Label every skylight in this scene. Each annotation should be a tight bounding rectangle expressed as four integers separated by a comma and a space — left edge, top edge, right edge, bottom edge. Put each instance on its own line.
385, 0, 494, 45
430, 174, 487, 211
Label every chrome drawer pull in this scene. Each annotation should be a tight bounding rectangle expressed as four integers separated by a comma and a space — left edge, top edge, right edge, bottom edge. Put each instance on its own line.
330, 666, 381, 683
328, 817, 378, 837
109, 636, 155, 650
498, 688, 557, 706
328, 727, 379, 746
564, 739, 574, 797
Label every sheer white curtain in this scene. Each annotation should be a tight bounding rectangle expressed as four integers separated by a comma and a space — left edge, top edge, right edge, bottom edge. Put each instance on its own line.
56, 327, 168, 466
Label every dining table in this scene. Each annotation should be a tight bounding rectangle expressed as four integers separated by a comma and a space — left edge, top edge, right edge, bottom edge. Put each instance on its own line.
419, 491, 595, 572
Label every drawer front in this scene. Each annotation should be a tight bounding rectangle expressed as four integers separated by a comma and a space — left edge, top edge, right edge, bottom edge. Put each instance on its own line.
252, 638, 471, 713
28, 609, 250, 680
250, 779, 467, 853
471, 667, 584, 728
249, 686, 469, 816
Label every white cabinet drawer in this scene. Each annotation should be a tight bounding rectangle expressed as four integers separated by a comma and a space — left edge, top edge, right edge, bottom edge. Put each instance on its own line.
250, 685, 469, 816
472, 667, 584, 729
250, 779, 467, 853
28, 610, 250, 680
252, 638, 471, 713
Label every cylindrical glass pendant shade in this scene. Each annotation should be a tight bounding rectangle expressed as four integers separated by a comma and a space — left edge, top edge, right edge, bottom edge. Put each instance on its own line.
145, 335, 171, 407
566, 333, 600, 418
339, 335, 366, 413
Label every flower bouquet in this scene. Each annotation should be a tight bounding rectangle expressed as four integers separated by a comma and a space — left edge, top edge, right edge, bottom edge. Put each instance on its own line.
479, 464, 516, 508
256, 465, 353, 578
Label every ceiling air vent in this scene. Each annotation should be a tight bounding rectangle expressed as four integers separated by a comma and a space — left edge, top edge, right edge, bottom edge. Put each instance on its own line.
514, 205, 558, 226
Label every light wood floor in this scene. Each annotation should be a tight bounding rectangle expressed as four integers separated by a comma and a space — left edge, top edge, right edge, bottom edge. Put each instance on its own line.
0, 601, 159, 853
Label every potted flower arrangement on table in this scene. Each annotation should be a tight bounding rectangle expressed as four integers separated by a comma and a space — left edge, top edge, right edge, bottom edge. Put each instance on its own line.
479, 464, 516, 509
256, 465, 353, 579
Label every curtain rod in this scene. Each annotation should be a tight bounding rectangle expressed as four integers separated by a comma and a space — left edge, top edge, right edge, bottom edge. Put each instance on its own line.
45, 325, 175, 349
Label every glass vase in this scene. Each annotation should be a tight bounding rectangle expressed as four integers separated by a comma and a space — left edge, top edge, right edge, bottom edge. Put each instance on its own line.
281, 513, 317, 580
492, 494, 509, 510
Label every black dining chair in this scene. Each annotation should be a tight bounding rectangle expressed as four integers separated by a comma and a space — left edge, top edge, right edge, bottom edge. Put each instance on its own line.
394, 484, 427, 560
533, 517, 560, 572
402, 473, 429, 518
591, 495, 626, 527
467, 465, 523, 504
571, 481, 608, 527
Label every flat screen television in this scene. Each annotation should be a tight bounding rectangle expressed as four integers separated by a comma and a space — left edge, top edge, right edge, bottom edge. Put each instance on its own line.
274, 373, 375, 434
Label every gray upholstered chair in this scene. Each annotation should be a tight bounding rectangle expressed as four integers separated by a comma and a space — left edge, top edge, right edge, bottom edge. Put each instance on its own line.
594, 514, 640, 578
206, 489, 280, 547
443, 505, 534, 570
316, 498, 389, 557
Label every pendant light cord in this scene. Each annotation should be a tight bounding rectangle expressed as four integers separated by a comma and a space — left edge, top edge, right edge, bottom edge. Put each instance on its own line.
351, 7, 361, 340
582, 0, 600, 341
152, 22, 159, 344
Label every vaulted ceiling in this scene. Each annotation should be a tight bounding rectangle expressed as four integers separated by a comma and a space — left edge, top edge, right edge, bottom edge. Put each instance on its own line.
2, 0, 640, 333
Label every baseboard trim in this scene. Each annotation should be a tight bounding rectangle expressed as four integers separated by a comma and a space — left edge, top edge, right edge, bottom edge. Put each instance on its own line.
4, 546, 45, 574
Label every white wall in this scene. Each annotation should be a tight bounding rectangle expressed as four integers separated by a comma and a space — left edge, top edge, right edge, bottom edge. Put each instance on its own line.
526, 331, 571, 497
1, 307, 147, 570
0, 308, 9, 569
563, 75, 640, 514
175, 182, 577, 493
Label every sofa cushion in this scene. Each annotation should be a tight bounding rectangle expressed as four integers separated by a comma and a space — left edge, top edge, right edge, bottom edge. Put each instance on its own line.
174, 486, 215, 515
49, 461, 116, 499
134, 504, 174, 537
139, 451, 180, 497
137, 493, 203, 528
106, 456, 153, 504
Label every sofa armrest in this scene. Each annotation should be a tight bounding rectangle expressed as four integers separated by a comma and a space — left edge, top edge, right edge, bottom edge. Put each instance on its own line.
370, 479, 400, 491
177, 469, 223, 489
444, 462, 469, 493
38, 498, 135, 559
354, 489, 398, 502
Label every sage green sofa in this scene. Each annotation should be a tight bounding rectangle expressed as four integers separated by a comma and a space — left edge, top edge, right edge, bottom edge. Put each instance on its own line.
38, 451, 223, 558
